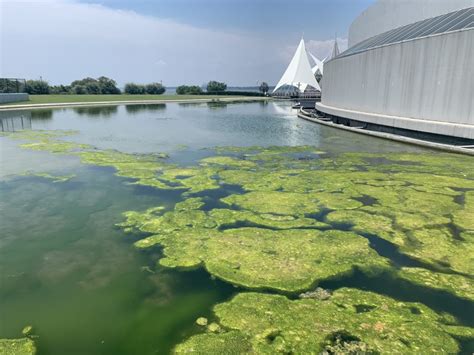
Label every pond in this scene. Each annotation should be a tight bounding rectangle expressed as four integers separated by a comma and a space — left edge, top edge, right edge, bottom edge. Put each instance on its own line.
0, 101, 473, 354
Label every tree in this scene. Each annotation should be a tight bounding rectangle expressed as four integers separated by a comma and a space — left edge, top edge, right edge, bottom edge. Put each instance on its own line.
97, 76, 121, 94
259, 82, 269, 95
145, 82, 166, 95
25, 80, 50, 94
85, 82, 101, 94
206, 81, 227, 93
176, 85, 203, 95
72, 85, 87, 94
70, 77, 120, 95
71, 77, 96, 88
0, 79, 24, 93
124, 83, 146, 95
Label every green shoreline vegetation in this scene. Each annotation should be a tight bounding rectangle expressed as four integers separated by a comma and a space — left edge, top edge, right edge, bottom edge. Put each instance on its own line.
1, 129, 473, 353
1, 77, 266, 107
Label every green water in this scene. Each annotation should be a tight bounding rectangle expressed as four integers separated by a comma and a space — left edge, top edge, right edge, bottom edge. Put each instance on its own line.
0, 167, 236, 354
0, 101, 473, 354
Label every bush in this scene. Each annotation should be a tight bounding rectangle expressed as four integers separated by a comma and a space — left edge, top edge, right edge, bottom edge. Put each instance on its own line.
145, 82, 166, 95
176, 85, 203, 95
50, 85, 71, 94
25, 80, 50, 94
124, 83, 146, 95
206, 81, 227, 93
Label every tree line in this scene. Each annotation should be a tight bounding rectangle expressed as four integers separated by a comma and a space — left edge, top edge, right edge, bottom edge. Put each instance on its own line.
20, 77, 269, 96
24, 77, 165, 95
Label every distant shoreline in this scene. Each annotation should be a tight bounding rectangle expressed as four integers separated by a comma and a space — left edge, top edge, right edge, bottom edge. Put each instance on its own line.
0, 95, 270, 111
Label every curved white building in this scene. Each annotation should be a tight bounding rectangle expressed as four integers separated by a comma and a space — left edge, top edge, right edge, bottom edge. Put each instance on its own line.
316, 1, 474, 140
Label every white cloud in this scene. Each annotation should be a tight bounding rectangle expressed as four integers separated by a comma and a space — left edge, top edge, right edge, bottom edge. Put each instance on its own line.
0, 0, 348, 86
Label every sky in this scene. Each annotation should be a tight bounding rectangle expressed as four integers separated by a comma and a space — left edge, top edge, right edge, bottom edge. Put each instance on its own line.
0, 0, 374, 86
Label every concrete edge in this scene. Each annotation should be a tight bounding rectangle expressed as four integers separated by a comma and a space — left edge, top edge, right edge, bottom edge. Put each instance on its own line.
298, 109, 474, 156
0, 97, 269, 111
316, 102, 474, 140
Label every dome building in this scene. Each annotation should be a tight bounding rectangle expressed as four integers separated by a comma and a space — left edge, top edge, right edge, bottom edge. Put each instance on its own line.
316, 0, 474, 140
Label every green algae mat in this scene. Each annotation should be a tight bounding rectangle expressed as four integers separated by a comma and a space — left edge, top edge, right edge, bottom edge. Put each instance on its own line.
1, 128, 473, 354
0, 338, 36, 355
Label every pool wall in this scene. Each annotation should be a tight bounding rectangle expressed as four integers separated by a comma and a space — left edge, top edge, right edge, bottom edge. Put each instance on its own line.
0, 93, 29, 104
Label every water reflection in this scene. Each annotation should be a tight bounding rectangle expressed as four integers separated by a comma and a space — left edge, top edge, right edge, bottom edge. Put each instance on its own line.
206, 101, 228, 110
31, 109, 53, 121
178, 102, 206, 108
73, 105, 118, 117
0, 110, 32, 132
6, 101, 424, 155
125, 104, 166, 114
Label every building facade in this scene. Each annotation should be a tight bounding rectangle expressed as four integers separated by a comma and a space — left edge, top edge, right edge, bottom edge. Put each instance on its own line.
316, 1, 474, 139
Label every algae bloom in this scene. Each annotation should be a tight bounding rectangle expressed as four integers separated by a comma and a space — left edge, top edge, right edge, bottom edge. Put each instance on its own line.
2, 128, 474, 353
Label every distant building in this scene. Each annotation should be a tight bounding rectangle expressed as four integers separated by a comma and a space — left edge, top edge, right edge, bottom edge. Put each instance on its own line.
316, 1, 474, 139
273, 39, 321, 95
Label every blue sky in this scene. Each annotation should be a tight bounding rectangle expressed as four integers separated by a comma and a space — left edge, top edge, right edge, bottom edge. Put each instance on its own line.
1, 0, 374, 86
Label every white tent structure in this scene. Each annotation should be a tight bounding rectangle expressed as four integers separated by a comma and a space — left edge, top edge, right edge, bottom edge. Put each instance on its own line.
273, 39, 321, 93
309, 52, 325, 75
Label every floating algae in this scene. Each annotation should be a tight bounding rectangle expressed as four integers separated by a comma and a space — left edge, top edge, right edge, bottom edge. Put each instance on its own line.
109, 145, 474, 298
118, 196, 387, 291
21, 172, 75, 183
396, 267, 474, 301
20, 141, 90, 154
147, 227, 389, 291
0, 129, 90, 153
453, 190, 474, 231
2, 130, 219, 193
0, 129, 78, 140
222, 190, 362, 216
209, 208, 329, 230
199, 156, 257, 168
79, 151, 220, 193
195, 317, 208, 326
326, 209, 404, 244
222, 191, 321, 216
3, 128, 474, 351
0, 338, 36, 355
401, 228, 474, 274
21, 326, 33, 337
174, 288, 472, 354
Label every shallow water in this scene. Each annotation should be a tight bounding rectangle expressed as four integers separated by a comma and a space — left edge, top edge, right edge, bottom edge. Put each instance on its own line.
0, 101, 472, 354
